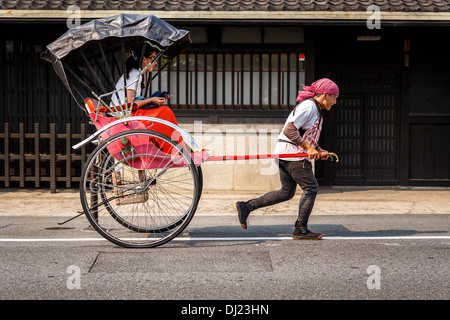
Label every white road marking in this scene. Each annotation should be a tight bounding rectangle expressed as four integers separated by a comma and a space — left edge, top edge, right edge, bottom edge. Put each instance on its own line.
176, 236, 450, 241
0, 235, 449, 243
0, 238, 106, 242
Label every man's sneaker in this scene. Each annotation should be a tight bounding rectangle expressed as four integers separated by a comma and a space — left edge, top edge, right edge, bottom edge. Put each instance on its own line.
236, 201, 250, 230
292, 229, 323, 240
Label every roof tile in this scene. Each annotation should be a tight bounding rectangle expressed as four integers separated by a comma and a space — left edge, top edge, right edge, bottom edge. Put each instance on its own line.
1, 0, 449, 12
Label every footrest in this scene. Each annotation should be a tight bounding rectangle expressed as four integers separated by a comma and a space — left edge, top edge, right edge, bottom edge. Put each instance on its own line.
112, 171, 148, 205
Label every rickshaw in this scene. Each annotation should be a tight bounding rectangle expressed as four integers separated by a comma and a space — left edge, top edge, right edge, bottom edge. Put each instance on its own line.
42, 14, 338, 248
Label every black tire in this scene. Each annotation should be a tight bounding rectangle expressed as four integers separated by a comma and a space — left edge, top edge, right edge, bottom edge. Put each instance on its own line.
98, 137, 204, 233
80, 129, 200, 248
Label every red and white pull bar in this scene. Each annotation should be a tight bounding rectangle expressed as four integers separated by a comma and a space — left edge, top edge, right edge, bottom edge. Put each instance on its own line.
206, 152, 339, 162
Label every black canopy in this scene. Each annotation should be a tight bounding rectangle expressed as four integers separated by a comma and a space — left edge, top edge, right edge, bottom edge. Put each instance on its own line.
42, 14, 191, 109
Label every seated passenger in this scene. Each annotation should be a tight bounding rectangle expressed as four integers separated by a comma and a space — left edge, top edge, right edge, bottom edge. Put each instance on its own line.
111, 45, 185, 153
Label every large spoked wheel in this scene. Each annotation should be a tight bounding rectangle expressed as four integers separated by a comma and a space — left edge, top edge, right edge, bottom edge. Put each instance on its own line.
97, 139, 203, 234
80, 129, 200, 248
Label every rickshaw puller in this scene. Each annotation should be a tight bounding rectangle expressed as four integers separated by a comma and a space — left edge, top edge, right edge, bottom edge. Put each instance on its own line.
236, 78, 339, 240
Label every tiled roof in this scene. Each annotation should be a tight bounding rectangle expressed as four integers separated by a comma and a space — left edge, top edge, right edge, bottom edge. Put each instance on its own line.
1, 0, 449, 12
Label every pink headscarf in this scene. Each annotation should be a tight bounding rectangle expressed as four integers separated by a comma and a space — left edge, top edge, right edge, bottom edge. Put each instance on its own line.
296, 78, 339, 102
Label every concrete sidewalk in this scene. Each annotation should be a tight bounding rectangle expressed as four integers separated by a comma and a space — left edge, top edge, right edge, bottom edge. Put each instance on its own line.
0, 187, 449, 217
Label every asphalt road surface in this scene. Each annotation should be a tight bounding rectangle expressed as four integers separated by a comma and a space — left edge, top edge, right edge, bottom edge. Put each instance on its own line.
0, 214, 448, 307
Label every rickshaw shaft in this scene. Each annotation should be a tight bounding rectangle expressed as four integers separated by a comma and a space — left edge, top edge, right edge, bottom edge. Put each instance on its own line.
206, 152, 338, 162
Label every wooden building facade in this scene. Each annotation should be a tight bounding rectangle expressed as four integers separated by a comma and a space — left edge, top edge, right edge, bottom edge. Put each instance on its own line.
0, 1, 449, 190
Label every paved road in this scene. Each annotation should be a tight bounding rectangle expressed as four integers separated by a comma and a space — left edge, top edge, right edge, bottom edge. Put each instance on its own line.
0, 214, 448, 305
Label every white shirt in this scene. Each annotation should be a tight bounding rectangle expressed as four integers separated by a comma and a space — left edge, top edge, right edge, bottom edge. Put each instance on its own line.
110, 69, 142, 107
274, 99, 321, 161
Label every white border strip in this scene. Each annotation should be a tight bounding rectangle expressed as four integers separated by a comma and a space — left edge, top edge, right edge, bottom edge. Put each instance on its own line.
0, 236, 449, 242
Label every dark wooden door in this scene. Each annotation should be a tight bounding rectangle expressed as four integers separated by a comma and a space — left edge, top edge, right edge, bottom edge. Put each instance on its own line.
321, 68, 401, 185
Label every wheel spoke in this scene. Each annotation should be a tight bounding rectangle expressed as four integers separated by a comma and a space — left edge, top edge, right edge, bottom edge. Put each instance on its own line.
80, 130, 200, 248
